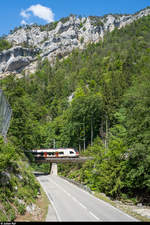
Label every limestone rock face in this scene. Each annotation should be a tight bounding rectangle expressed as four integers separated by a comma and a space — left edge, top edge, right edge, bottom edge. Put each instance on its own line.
0, 46, 39, 73
5, 56, 32, 72
0, 8, 150, 76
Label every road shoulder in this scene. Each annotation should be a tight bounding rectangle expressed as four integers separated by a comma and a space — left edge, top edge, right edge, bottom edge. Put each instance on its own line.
46, 204, 58, 221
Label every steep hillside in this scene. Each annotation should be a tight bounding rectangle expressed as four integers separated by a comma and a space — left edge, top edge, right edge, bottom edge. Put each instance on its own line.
0, 137, 47, 222
0, 7, 150, 76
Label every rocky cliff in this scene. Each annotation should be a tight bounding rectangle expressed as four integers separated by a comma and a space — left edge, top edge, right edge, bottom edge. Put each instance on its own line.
0, 46, 38, 73
1, 7, 150, 76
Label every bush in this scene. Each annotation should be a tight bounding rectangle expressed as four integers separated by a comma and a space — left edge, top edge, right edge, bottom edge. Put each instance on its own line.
0, 211, 7, 222
7, 208, 16, 221
0, 39, 12, 51
0, 137, 17, 173
18, 204, 26, 215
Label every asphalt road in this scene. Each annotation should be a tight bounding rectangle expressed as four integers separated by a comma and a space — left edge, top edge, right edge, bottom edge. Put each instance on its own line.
37, 174, 138, 222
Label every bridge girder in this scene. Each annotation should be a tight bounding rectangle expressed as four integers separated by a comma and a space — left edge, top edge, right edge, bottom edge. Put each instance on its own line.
34, 157, 93, 164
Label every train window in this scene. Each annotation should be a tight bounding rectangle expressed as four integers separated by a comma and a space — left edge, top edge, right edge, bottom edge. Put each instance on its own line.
69, 151, 74, 154
59, 152, 64, 155
49, 152, 54, 155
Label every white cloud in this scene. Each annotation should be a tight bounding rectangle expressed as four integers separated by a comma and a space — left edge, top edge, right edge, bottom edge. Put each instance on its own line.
21, 20, 28, 25
27, 4, 54, 23
20, 4, 55, 25
20, 9, 31, 19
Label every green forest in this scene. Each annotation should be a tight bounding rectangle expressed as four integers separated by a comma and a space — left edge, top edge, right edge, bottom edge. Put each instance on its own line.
1, 13, 150, 219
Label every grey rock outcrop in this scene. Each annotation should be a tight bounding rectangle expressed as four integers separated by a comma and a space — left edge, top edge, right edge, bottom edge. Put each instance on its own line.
0, 46, 39, 73
5, 56, 32, 72
0, 7, 150, 75
0, 171, 11, 185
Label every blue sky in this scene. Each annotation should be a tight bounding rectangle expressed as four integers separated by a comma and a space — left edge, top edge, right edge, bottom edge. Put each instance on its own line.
0, 0, 150, 36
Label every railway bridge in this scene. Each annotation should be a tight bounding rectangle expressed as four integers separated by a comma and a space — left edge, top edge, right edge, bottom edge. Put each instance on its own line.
34, 156, 93, 175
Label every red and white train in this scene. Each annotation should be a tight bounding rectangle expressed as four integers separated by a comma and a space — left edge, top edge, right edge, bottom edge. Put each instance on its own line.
31, 148, 79, 158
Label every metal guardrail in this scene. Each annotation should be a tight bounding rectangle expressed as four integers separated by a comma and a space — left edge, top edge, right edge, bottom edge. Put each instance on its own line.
0, 89, 12, 138
60, 175, 92, 194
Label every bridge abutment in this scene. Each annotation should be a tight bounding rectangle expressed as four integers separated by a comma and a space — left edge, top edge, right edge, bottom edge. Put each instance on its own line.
50, 163, 58, 176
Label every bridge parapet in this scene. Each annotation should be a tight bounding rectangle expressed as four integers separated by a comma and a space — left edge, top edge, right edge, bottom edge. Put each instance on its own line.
35, 157, 93, 164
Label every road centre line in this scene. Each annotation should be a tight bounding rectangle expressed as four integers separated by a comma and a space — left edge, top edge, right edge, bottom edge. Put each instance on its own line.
89, 211, 100, 221
49, 176, 100, 221
72, 196, 87, 210
62, 176, 138, 221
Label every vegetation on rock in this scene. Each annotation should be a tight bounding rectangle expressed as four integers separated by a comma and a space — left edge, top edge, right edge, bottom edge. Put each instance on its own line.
0, 39, 12, 51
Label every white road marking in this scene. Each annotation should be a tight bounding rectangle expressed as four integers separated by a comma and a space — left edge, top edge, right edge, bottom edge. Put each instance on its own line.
37, 177, 61, 221
72, 196, 87, 210
61, 176, 138, 221
39, 175, 137, 221
89, 211, 100, 221
49, 176, 101, 221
